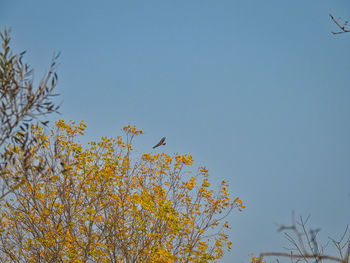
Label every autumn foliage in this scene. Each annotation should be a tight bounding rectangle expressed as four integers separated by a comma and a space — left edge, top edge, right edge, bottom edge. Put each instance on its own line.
0, 120, 244, 262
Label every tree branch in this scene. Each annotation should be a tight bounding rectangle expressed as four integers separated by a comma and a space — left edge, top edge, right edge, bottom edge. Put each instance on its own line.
329, 14, 350, 34
260, 252, 346, 263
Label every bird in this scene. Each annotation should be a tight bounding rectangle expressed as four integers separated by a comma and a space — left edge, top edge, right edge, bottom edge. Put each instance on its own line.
153, 137, 166, 149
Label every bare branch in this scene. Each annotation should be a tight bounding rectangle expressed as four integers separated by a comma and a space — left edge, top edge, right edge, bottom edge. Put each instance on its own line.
258, 214, 349, 263
329, 14, 350, 34
260, 252, 346, 263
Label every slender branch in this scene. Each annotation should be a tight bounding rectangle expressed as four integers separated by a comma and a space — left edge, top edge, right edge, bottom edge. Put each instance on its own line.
260, 252, 346, 263
329, 14, 350, 34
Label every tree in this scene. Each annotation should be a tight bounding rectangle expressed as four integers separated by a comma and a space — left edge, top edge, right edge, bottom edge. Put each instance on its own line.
0, 28, 60, 200
0, 120, 245, 262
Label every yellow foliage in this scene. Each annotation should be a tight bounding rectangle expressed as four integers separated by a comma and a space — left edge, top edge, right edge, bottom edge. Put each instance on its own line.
251, 256, 264, 263
0, 121, 244, 262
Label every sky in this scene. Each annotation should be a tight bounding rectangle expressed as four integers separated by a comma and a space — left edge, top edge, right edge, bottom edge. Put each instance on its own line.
2, 1, 350, 262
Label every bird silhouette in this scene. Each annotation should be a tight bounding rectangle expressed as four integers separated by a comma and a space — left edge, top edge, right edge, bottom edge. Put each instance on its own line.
153, 137, 166, 149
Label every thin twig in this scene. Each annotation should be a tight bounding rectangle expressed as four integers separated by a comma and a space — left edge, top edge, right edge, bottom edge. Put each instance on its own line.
329, 14, 350, 34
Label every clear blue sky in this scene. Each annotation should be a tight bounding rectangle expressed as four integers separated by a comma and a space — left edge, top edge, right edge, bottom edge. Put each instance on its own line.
2, 1, 350, 262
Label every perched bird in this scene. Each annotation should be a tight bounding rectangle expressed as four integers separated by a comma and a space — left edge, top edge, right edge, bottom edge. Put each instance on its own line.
153, 137, 166, 149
